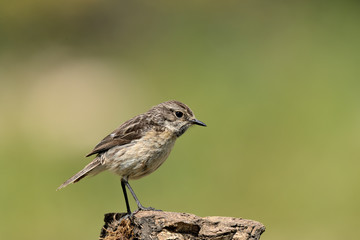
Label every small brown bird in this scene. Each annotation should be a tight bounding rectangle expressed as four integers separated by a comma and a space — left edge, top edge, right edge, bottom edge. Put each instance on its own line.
57, 100, 206, 215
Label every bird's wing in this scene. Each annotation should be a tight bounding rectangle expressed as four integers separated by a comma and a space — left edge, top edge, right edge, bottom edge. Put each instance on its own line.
85, 114, 148, 157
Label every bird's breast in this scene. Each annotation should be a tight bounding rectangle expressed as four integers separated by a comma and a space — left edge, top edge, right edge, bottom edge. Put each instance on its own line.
104, 129, 177, 179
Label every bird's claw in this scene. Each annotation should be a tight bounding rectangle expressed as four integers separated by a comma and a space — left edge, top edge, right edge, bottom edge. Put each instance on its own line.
135, 206, 162, 213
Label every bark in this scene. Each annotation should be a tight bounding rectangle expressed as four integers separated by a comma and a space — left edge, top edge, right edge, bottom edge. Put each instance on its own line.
100, 211, 265, 240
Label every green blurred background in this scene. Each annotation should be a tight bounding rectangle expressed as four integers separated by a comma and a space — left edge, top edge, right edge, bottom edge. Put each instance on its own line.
1, 1, 359, 239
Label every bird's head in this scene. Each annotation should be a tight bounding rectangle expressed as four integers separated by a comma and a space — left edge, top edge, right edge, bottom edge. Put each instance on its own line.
150, 100, 206, 137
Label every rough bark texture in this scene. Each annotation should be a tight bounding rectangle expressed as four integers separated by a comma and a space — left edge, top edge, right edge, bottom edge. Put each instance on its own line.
100, 211, 265, 240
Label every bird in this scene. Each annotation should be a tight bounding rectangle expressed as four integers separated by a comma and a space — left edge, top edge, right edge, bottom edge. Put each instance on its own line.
57, 100, 206, 216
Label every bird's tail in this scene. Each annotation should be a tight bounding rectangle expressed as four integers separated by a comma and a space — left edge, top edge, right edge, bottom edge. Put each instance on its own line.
57, 158, 102, 191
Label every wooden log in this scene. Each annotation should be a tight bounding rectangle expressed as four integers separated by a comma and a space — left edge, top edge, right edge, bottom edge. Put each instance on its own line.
100, 211, 265, 240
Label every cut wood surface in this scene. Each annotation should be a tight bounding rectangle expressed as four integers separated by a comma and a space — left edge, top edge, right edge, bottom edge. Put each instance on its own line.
100, 211, 265, 240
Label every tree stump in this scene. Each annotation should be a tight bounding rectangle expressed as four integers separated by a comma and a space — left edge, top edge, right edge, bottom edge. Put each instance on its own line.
100, 211, 265, 240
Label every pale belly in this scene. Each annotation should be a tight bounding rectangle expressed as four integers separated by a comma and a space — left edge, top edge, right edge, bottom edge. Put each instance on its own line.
102, 129, 176, 180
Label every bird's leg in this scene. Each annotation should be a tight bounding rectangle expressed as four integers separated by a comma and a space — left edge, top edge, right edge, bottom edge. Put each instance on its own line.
121, 178, 132, 215
122, 178, 157, 212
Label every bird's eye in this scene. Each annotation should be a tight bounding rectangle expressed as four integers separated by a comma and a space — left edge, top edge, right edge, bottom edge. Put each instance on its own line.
175, 111, 183, 118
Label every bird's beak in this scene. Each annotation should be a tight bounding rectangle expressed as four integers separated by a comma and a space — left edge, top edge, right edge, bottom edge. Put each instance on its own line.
190, 119, 207, 127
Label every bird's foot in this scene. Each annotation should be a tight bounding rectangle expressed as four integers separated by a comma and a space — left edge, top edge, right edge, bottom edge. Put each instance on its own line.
113, 212, 134, 223
134, 205, 162, 213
